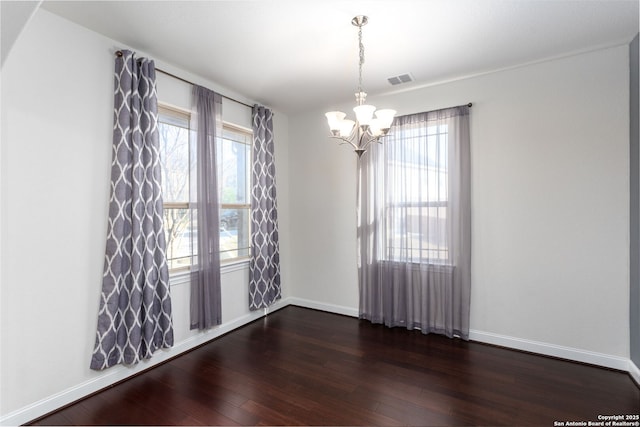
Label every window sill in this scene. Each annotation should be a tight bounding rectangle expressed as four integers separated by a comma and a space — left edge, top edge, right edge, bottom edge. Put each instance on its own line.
221, 258, 250, 274
168, 259, 250, 287
168, 269, 192, 287
381, 260, 454, 273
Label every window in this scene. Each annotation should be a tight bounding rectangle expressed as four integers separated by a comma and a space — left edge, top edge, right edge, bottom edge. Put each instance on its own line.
217, 125, 252, 261
385, 123, 450, 264
159, 107, 193, 271
158, 105, 252, 270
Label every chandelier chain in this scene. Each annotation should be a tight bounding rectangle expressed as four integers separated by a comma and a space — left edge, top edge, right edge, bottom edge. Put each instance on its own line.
358, 24, 364, 95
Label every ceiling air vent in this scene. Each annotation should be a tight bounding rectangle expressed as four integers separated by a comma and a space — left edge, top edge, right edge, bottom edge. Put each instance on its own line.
387, 73, 414, 86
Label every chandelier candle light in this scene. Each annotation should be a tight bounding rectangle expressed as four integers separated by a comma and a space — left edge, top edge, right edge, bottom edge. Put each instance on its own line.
325, 15, 396, 157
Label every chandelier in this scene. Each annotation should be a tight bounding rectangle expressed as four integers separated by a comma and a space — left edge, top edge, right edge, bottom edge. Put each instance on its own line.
325, 15, 396, 157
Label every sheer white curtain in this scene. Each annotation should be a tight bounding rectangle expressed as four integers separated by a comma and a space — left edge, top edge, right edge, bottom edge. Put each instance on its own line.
357, 105, 471, 339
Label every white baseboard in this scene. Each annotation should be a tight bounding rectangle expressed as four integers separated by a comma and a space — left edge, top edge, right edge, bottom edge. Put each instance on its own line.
629, 359, 640, 385
469, 329, 630, 371
2, 298, 636, 426
0, 298, 291, 427
288, 297, 359, 317
289, 300, 637, 378
286, 300, 633, 373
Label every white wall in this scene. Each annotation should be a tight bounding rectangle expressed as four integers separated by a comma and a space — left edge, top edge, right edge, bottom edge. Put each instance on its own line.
0, 9, 290, 423
289, 45, 630, 360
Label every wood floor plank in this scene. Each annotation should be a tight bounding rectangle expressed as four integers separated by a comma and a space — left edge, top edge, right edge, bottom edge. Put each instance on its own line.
30, 306, 639, 426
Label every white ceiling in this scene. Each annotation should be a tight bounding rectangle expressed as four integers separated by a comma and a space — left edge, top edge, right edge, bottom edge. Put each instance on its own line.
40, 0, 639, 114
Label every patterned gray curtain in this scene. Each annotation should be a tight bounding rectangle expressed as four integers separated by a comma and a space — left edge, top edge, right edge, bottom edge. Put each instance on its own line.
190, 86, 222, 329
249, 106, 281, 310
90, 50, 173, 370
358, 105, 471, 339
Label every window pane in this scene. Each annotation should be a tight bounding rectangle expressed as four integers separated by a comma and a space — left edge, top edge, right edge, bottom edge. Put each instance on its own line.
416, 205, 448, 262
386, 205, 448, 263
158, 119, 190, 203
163, 207, 192, 270
159, 107, 193, 271
220, 207, 251, 261
218, 125, 252, 263
218, 129, 251, 205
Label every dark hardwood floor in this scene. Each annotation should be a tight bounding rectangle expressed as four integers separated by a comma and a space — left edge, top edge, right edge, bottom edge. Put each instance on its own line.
31, 306, 639, 426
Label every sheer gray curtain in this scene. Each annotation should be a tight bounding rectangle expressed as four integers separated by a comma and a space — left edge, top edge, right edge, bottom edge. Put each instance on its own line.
358, 105, 471, 339
189, 86, 222, 329
90, 50, 173, 370
249, 105, 282, 310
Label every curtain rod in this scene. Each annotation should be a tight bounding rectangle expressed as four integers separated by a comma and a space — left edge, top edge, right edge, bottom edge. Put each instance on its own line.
115, 51, 472, 113
115, 50, 255, 110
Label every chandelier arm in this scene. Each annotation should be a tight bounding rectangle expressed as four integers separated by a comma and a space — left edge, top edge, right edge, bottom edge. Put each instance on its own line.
329, 135, 359, 151
359, 134, 375, 154
361, 130, 391, 151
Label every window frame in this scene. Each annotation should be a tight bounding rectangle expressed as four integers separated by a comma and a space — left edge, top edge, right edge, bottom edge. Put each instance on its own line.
158, 104, 193, 273
383, 123, 452, 266
218, 122, 253, 264
157, 104, 253, 272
